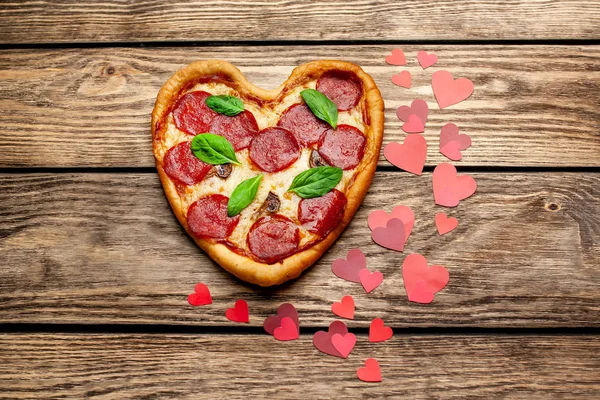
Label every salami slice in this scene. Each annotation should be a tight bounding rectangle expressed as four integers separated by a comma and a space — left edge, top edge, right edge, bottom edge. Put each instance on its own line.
187, 194, 240, 239
249, 127, 300, 172
318, 124, 366, 170
209, 110, 259, 151
316, 71, 363, 111
298, 189, 347, 236
163, 141, 212, 186
277, 103, 330, 146
173, 91, 218, 135
247, 215, 300, 264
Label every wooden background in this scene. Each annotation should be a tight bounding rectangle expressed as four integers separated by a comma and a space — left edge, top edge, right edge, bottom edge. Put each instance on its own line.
0, 1, 598, 398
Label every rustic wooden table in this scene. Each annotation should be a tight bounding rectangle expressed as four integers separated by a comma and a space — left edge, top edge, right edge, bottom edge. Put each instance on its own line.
0, 1, 599, 398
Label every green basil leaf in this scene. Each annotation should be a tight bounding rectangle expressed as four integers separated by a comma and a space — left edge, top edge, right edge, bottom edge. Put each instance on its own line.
300, 89, 338, 129
288, 166, 343, 199
190, 133, 240, 165
228, 174, 263, 217
205, 95, 244, 116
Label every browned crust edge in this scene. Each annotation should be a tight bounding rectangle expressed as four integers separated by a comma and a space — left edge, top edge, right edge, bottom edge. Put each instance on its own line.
152, 60, 384, 286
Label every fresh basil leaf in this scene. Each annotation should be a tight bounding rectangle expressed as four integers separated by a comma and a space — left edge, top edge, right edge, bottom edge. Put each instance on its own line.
288, 166, 343, 199
205, 95, 244, 116
190, 133, 240, 165
300, 89, 338, 129
228, 174, 263, 217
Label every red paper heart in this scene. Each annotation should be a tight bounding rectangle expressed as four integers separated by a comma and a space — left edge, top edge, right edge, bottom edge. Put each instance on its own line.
432, 70, 474, 109
385, 48, 406, 66
331, 332, 357, 358
264, 303, 299, 335
391, 71, 412, 88
359, 269, 384, 294
274, 317, 299, 341
187, 283, 212, 306
440, 123, 471, 150
372, 218, 407, 252
331, 295, 355, 319
440, 140, 463, 161
357, 358, 382, 382
401, 114, 424, 134
313, 320, 349, 358
417, 50, 438, 69
433, 163, 477, 207
402, 253, 449, 303
225, 299, 249, 323
384, 134, 427, 175
396, 99, 428, 126
369, 318, 393, 342
368, 205, 414, 238
331, 248, 366, 283
435, 212, 458, 235
407, 280, 435, 304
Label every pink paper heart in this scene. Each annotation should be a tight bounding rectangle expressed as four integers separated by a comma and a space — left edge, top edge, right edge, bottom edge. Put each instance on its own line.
439, 123, 471, 150
385, 48, 406, 66
435, 212, 458, 235
368, 205, 414, 237
391, 71, 412, 88
331, 333, 357, 358
225, 299, 249, 323
331, 248, 366, 283
369, 318, 393, 343
187, 283, 212, 306
417, 50, 438, 69
357, 358, 382, 382
313, 321, 349, 358
331, 295, 355, 320
384, 134, 427, 176
359, 269, 384, 294
396, 99, 428, 126
432, 70, 474, 109
440, 140, 463, 161
371, 218, 407, 252
432, 163, 477, 207
402, 253, 449, 303
263, 303, 299, 335
407, 280, 435, 304
274, 317, 299, 341
401, 114, 424, 134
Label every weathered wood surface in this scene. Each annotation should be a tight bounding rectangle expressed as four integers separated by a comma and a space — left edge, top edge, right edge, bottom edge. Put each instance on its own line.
1, 172, 598, 327
0, 333, 598, 399
0, 45, 598, 168
1, 0, 599, 44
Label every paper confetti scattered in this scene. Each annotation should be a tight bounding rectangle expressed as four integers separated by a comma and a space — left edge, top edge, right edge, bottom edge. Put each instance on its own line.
402, 253, 449, 304
433, 163, 477, 207
369, 318, 393, 342
371, 218, 407, 252
432, 70, 474, 109
401, 114, 424, 133
384, 133, 427, 175
274, 317, 300, 341
368, 205, 415, 237
396, 99, 428, 131
331, 248, 367, 283
359, 269, 384, 293
313, 321, 350, 358
264, 303, 299, 337
331, 295, 355, 320
187, 283, 212, 306
331, 332, 357, 358
435, 212, 458, 235
225, 299, 249, 323
385, 48, 407, 66
440, 123, 471, 161
417, 50, 438, 69
357, 358, 382, 382
391, 71, 412, 88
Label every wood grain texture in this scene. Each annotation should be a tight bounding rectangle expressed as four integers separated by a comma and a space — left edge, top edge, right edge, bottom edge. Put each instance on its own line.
0, 172, 598, 327
0, 45, 598, 168
0, 333, 598, 399
1, 0, 599, 43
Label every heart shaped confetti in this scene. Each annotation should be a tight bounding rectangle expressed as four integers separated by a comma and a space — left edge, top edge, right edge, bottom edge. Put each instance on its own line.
433, 163, 477, 207
385, 48, 407, 66
331, 332, 357, 358
264, 303, 299, 335
440, 123, 471, 160
401, 114, 424, 134
417, 50, 438, 69
357, 358, 382, 382
391, 71, 412, 88
440, 140, 463, 161
331, 295, 355, 320
359, 269, 384, 294
432, 70, 474, 109
435, 212, 458, 235
371, 218, 407, 252
225, 299, 249, 323
331, 248, 366, 283
187, 283, 212, 306
313, 321, 349, 358
369, 318, 393, 342
274, 317, 299, 341
384, 133, 427, 175
402, 253, 449, 304
368, 205, 415, 238
396, 99, 428, 127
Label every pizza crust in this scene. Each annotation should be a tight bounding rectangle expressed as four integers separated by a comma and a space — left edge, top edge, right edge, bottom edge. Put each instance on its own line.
152, 60, 384, 286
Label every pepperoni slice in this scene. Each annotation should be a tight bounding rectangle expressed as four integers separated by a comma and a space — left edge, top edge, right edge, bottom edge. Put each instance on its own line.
209, 110, 259, 151
187, 194, 240, 239
318, 124, 366, 170
298, 189, 347, 236
163, 141, 212, 186
249, 128, 300, 172
277, 103, 330, 146
247, 215, 300, 264
316, 71, 363, 111
173, 91, 218, 135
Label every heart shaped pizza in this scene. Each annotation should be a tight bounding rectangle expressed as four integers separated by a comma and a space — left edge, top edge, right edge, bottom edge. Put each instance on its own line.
152, 60, 383, 286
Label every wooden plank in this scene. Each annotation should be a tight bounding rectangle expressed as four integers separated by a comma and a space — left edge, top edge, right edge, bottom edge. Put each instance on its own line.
0, 45, 598, 168
1, 1, 599, 43
0, 333, 598, 398
0, 172, 598, 327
